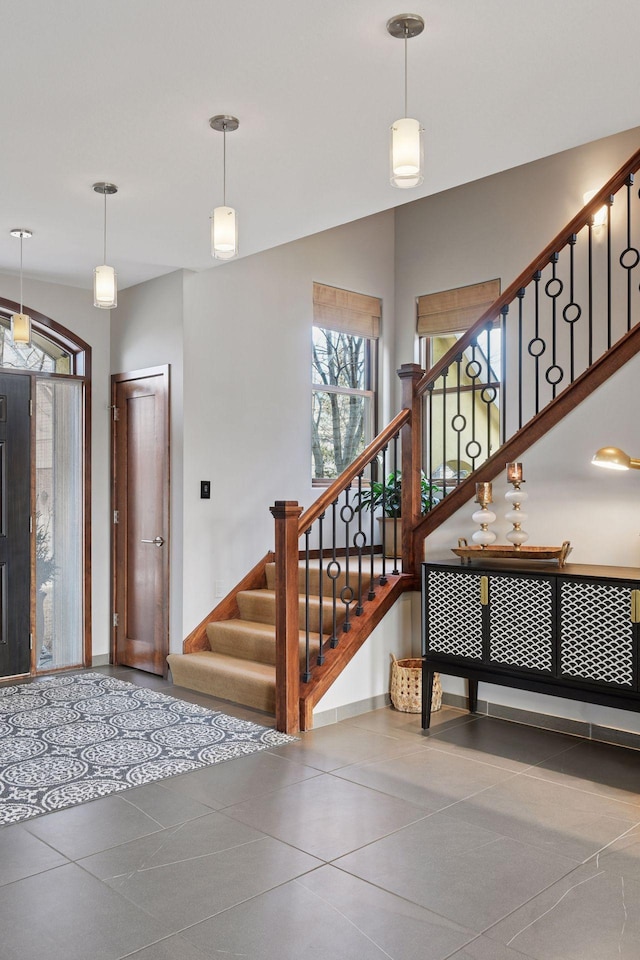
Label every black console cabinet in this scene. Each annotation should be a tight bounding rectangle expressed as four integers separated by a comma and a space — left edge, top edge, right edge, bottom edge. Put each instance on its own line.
421, 559, 640, 729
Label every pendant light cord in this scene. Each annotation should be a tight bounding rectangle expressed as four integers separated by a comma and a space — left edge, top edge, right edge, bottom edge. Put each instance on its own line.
222, 124, 227, 207
404, 31, 408, 117
103, 189, 108, 264
19, 235, 24, 313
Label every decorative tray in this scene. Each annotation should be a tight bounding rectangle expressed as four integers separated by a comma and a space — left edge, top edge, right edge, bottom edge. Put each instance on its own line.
452, 539, 572, 567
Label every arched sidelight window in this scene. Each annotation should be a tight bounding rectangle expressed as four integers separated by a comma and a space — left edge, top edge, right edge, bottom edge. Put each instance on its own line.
0, 297, 90, 677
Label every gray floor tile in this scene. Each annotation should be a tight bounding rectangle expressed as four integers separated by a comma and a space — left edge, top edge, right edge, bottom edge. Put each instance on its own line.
120, 781, 220, 827
448, 934, 543, 960
102, 835, 321, 930
584, 822, 640, 880
297, 864, 477, 960
123, 936, 213, 960
0, 862, 174, 960
223, 772, 430, 860
335, 744, 517, 810
444, 771, 640, 862
527, 738, 640, 806
342, 704, 473, 740
0, 821, 69, 886
486, 862, 640, 959
182, 871, 473, 960
334, 811, 578, 932
270, 722, 422, 772
160, 749, 320, 808
23, 792, 163, 859
424, 716, 580, 771
78, 810, 267, 879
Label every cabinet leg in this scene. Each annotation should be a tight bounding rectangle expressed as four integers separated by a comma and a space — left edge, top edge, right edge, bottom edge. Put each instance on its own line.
422, 665, 434, 729
468, 678, 478, 715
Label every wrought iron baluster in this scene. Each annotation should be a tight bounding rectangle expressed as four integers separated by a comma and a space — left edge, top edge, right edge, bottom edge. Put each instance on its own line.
532, 270, 542, 414
368, 466, 376, 600
341, 487, 353, 632
303, 528, 312, 682
588, 224, 593, 366
328, 500, 340, 648
380, 445, 388, 585
485, 323, 492, 457
317, 512, 325, 666
622, 174, 637, 333
441, 368, 448, 490
517, 288, 525, 430
467, 340, 480, 470
392, 437, 399, 575
355, 472, 365, 614
566, 234, 577, 383
427, 383, 434, 498
454, 353, 463, 484
545, 252, 563, 399
500, 305, 508, 443
607, 195, 613, 349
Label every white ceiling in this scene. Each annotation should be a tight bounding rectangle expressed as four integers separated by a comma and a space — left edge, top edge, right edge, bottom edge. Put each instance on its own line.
1, 0, 639, 292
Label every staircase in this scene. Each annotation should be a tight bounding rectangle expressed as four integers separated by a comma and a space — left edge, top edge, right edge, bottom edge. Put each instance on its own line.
169, 144, 640, 733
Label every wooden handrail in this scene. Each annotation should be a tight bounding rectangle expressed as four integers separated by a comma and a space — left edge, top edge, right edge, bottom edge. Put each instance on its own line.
298, 407, 411, 535
415, 145, 640, 398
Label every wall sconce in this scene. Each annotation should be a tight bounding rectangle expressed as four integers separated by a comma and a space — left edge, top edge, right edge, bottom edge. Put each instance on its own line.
387, 13, 424, 189
9, 228, 33, 345
210, 115, 239, 260
583, 189, 608, 229
592, 446, 640, 471
93, 182, 118, 309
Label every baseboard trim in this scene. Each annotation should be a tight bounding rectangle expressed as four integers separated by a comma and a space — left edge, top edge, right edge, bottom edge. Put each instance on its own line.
313, 693, 391, 728
441, 692, 640, 751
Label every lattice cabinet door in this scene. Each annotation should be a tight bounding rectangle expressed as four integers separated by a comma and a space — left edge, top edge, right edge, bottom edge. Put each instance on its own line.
425, 568, 484, 660
558, 578, 637, 688
488, 573, 554, 673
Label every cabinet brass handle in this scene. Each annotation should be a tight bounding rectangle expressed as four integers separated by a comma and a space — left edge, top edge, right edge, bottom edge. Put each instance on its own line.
480, 576, 489, 606
632, 590, 640, 623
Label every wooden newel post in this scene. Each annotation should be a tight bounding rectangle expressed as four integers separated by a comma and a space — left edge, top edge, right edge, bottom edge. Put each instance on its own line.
270, 500, 303, 734
398, 363, 424, 578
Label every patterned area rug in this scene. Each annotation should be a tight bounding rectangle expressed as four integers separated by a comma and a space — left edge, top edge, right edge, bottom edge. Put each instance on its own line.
0, 672, 295, 825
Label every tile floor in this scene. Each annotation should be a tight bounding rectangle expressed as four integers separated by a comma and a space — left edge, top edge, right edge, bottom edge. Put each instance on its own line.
2, 665, 640, 959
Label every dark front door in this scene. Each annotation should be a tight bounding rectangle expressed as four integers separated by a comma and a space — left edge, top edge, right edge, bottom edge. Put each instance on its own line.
0, 373, 31, 677
112, 366, 169, 675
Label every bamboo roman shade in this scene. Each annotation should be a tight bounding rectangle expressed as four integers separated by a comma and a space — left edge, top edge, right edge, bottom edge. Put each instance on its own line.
417, 278, 501, 337
313, 282, 381, 339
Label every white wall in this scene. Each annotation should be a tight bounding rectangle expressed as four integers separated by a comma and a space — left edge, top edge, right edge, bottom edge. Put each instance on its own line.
394, 126, 640, 733
111, 270, 185, 649
0, 272, 111, 660
182, 211, 396, 640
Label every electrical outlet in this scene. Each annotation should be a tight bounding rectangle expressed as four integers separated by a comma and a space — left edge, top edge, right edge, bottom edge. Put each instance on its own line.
201, 480, 211, 499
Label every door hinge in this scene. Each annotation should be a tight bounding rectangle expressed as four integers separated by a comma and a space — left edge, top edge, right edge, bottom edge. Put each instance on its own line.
29, 515, 33, 534
113, 613, 119, 628
113, 510, 119, 525
29, 399, 33, 417
29, 633, 33, 651
113, 406, 120, 421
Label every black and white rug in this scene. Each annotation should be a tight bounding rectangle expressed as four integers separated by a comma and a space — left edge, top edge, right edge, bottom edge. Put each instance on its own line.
0, 672, 295, 825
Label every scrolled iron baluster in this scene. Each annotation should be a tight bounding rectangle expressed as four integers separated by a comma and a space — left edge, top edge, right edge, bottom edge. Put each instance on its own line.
392, 436, 399, 575
517, 289, 525, 430
544, 252, 564, 399
354, 472, 365, 614
500, 305, 508, 444
606, 194, 613, 349
303, 528, 312, 682
328, 499, 340, 648
316, 512, 325, 666
621, 174, 638, 333
380, 445, 388, 585
368, 456, 376, 601
563, 234, 579, 384
465, 339, 481, 469
453, 353, 464, 485
340, 487, 354, 632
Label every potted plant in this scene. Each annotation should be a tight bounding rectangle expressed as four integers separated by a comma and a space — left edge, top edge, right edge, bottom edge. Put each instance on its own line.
354, 471, 442, 557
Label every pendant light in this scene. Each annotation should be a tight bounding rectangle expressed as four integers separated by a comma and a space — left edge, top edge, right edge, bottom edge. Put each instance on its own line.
387, 13, 424, 189
93, 182, 118, 308
9, 228, 33, 345
209, 115, 239, 260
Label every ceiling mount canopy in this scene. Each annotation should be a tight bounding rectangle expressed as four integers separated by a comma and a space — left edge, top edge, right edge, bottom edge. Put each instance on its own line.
210, 114, 240, 261
92, 181, 118, 309
387, 12, 425, 190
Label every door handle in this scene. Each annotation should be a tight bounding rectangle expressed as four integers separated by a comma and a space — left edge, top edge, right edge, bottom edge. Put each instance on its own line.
141, 536, 165, 547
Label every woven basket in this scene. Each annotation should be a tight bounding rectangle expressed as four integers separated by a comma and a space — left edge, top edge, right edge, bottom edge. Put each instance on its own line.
390, 656, 442, 713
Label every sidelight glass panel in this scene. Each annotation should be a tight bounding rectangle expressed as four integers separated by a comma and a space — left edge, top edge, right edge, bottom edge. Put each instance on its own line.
35, 379, 83, 669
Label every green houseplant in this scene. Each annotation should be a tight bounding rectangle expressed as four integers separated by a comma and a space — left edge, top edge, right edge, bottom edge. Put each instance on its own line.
354, 470, 442, 519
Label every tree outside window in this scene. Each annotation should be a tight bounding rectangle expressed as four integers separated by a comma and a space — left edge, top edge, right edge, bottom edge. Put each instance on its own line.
312, 326, 376, 480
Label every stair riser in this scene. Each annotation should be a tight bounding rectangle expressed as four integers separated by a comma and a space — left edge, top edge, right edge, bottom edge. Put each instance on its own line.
206, 621, 321, 668
265, 562, 380, 596
237, 592, 346, 634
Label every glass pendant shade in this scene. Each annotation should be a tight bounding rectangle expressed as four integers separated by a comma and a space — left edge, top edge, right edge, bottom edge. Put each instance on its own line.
11, 312, 31, 345
94, 264, 117, 309
211, 205, 238, 260
390, 117, 423, 188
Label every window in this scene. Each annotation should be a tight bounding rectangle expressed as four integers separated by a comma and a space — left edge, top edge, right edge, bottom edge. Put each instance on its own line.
417, 280, 501, 483
311, 283, 380, 482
